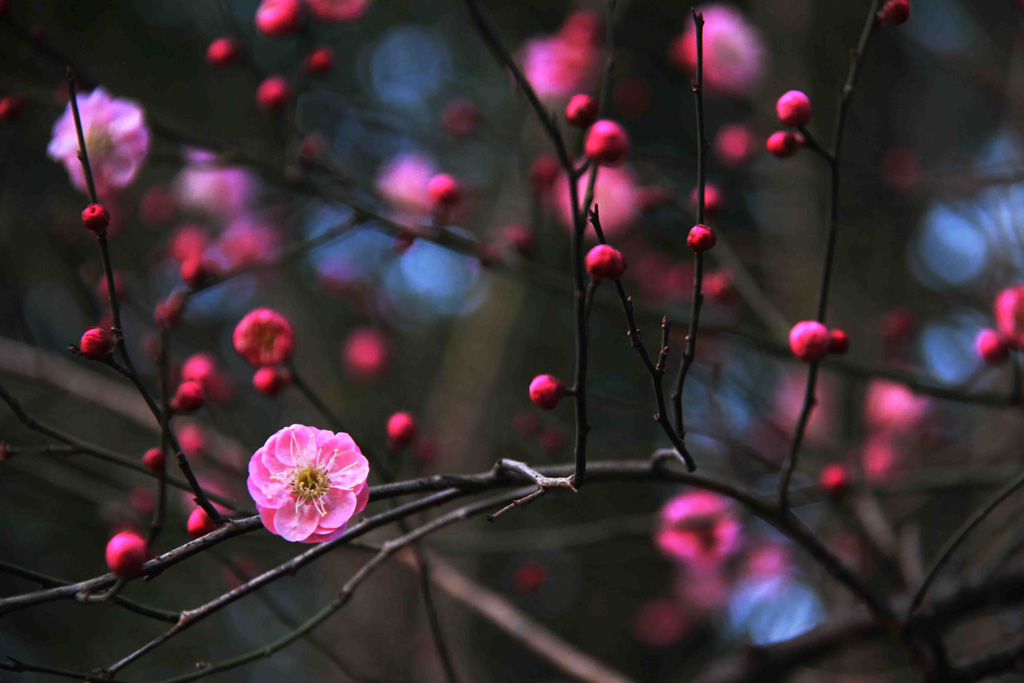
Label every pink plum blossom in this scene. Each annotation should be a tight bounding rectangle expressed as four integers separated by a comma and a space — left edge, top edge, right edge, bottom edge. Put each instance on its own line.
47, 87, 150, 196
248, 424, 370, 543
864, 380, 929, 434
376, 152, 436, 221
520, 11, 602, 100
174, 149, 256, 217
655, 491, 741, 568
552, 164, 641, 240
216, 216, 280, 267
668, 4, 767, 98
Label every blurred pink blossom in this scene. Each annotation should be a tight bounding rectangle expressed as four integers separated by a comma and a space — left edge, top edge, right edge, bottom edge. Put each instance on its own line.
668, 4, 767, 98
552, 164, 641, 240
174, 149, 256, 217
248, 424, 370, 543
520, 10, 602, 100
47, 87, 150, 196
656, 491, 741, 568
864, 380, 929, 434
376, 152, 436, 220
216, 216, 279, 268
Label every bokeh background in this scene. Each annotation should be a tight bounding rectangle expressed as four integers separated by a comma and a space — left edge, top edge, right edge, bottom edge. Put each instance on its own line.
3, 0, 1024, 680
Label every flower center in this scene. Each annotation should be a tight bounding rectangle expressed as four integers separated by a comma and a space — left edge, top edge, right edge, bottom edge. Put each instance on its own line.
291, 462, 332, 506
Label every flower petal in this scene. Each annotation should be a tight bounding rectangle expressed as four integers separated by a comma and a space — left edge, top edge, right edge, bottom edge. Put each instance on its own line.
273, 502, 321, 542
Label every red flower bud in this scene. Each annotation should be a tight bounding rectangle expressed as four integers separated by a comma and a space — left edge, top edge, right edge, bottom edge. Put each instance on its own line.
304, 47, 334, 75
819, 463, 850, 498
105, 531, 148, 577
584, 120, 630, 166
686, 224, 716, 253
206, 37, 240, 67
789, 321, 829, 362
585, 244, 627, 281
253, 366, 290, 396
776, 90, 812, 127
80, 327, 114, 359
565, 94, 598, 127
976, 328, 1010, 365
255, 0, 301, 37
877, 0, 910, 25
187, 507, 217, 539
387, 411, 418, 447
427, 173, 462, 210
256, 76, 290, 112
142, 447, 165, 474
529, 374, 566, 410
81, 204, 111, 235
766, 131, 802, 158
828, 329, 850, 355
0, 94, 26, 123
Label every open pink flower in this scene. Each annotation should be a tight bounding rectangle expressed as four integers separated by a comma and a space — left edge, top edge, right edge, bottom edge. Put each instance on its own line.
668, 5, 766, 98
174, 149, 256, 217
248, 424, 370, 543
47, 87, 150, 196
655, 491, 741, 568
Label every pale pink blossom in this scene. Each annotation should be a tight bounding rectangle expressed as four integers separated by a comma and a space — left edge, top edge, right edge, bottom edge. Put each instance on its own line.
668, 4, 766, 98
174, 149, 256, 217
552, 164, 641, 240
376, 152, 436, 220
47, 87, 150, 196
216, 216, 279, 267
864, 380, 929, 434
655, 491, 741, 568
861, 433, 905, 484
248, 424, 370, 543
520, 11, 602, 100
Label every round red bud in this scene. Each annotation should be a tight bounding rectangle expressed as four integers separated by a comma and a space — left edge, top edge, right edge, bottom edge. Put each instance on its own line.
304, 47, 334, 76
105, 531, 148, 577
80, 327, 114, 359
994, 285, 1024, 349
585, 244, 627, 281
529, 374, 566, 410
766, 131, 802, 158
81, 204, 110, 235
255, 0, 301, 37
142, 447, 165, 474
687, 224, 716, 253
253, 366, 290, 396
187, 507, 217, 539
427, 173, 462, 209
828, 329, 850, 355
256, 76, 290, 112
206, 37, 240, 67
171, 380, 205, 412
233, 308, 295, 366
877, 0, 910, 25
565, 94, 598, 127
0, 94, 26, 123
387, 411, 418, 447
789, 321, 830, 362
584, 120, 630, 165
819, 463, 850, 498
976, 328, 1010, 365
776, 90, 812, 127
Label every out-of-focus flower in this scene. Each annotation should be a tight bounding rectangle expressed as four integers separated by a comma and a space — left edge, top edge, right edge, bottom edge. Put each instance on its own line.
655, 491, 741, 568
668, 5, 766, 98
174, 149, 256, 217
217, 216, 279, 267
520, 10, 602, 100
233, 308, 295, 367
376, 152, 436, 220
343, 327, 391, 382
864, 380, 929, 434
631, 598, 690, 647
47, 87, 150, 196
248, 424, 370, 543
305, 0, 369, 23
181, 352, 233, 404
552, 164, 640, 240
